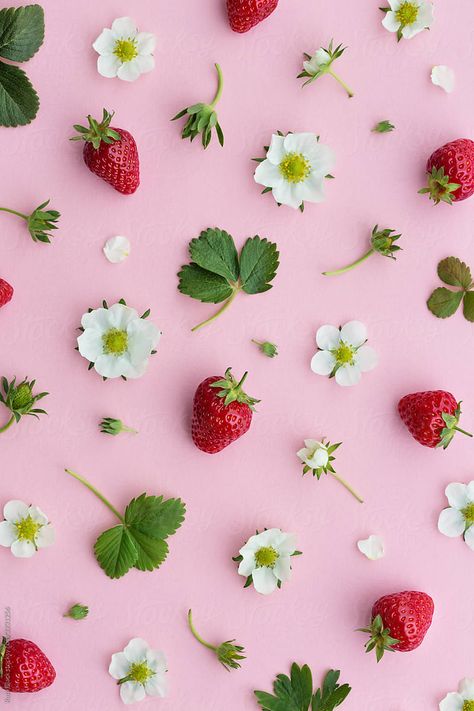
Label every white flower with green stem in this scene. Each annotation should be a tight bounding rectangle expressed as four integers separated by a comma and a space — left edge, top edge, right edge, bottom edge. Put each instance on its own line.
93, 17, 156, 82
310, 321, 378, 387
438, 482, 474, 551
233, 528, 301, 595
323, 226, 402, 276
297, 439, 364, 503
0, 376, 48, 434
187, 610, 245, 671
298, 40, 354, 97
109, 638, 167, 704
0, 500, 55, 557
380, 1, 434, 41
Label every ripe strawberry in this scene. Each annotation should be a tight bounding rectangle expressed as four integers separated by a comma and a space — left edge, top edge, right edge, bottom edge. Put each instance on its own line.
226, 0, 278, 33
0, 278, 13, 308
359, 591, 434, 662
398, 390, 472, 449
192, 367, 259, 453
0, 637, 55, 693
419, 138, 474, 205
71, 109, 139, 194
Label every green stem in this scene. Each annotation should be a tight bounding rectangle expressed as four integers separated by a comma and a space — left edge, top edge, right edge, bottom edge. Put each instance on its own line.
454, 426, 473, 438
330, 472, 364, 503
64, 469, 125, 523
191, 288, 239, 332
187, 610, 217, 652
328, 69, 354, 98
0, 207, 27, 220
210, 63, 224, 108
323, 249, 374, 276
122, 424, 138, 434
0, 415, 15, 434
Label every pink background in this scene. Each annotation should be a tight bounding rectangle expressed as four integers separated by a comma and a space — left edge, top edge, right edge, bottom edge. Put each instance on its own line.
1, 1, 474, 708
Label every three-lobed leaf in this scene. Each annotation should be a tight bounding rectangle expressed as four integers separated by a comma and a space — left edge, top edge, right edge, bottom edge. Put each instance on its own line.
239, 236, 280, 295
178, 263, 234, 303
255, 665, 350, 711
189, 228, 239, 282
0, 5, 44, 62
437, 257, 472, 290
0, 62, 39, 127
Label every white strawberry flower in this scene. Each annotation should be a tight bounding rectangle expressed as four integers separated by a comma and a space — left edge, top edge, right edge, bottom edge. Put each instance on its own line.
303, 48, 331, 77
0, 500, 55, 558
109, 638, 167, 705
93, 17, 156, 82
431, 65, 455, 94
381, 0, 434, 40
357, 535, 385, 560
297, 439, 329, 470
103, 235, 131, 263
254, 132, 335, 210
236, 528, 298, 595
439, 678, 474, 711
77, 302, 161, 379
310, 321, 378, 387
438, 482, 474, 550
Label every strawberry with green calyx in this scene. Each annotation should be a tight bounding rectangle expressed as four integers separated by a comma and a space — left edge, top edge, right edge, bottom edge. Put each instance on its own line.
419, 139, 474, 205
187, 609, 245, 671
0, 636, 56, 692
172, 63, 224, 149
99, 417, 137, 436
71, 109, 140, 194
298, 40, 354, 97
398, 391, 472, 449
0, 200, 60, 243
64, 604, 88, 620
251, 339, 278, 358
297, 438, 363, 503
323, 225, 402, 276
0, 376, 48, 434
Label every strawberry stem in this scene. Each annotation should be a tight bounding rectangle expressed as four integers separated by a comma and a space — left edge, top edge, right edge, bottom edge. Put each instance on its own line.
454, 426, 473, 438
65, 469, 125, 523
329, 471, 364, 503
191, 288, 239, 332
0, 206, 28, 220
187, 609, 217, 652
323, 249, 374, 276
210, 63, 224, 108
328, 69, 354, 98
0, 415, 15, 434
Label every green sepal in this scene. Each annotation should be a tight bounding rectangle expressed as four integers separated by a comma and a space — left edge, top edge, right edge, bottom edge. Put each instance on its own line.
370, 225, 402, 258
0, 375, 48, 424
64, 603, 89, 620
357, 613, 400, 663
210, 367, 260, 409
26, 199, 60, 243
70, 108, 121, 149
438, 402, 472, 449
372, 120, 395, 133
172, 63, 224, 149
419, 166, 461, 205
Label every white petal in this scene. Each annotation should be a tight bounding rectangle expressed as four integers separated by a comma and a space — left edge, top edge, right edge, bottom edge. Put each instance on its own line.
283, 132, 319, 156
254, 160, 282, 188
146, 649, 167, 672
357, 535, 385, 560
304, 438, 321, 450
466, 481, 474, 502
311, 449, 329, 467
109, 652, 131, 679
103, 235, 131, 263
445, 483, 469, 510
11, 539, 36, 558
298, 173, 326, 203
401, 22, 424, 39
272, 181, 302, 209
120, 681, 145, 705
418, 2, 434, 28
335, 364, 362, 387
273, 531, 297, 555
136, 32, 156, 55
316, 325, 340, 350
238, 553, 256, 577
310, 350, 336, 376
92, 28, 116, 55
117, 59, 142, 82
135, 55, 155, 74
109, 303, 139, 330
340, 320, 367, 347
464, 525, 474, 551
35, 524, 55, 549
431, 66, 455, 94
382, 11, 400, 32
111, 17, 138, 39
355, 345, 378, 372
127, 320, 161, 364
0, 521, 17, 547
93, 354, 128, 379
305, 143, 336, 177
314, 48, 331, 65
266, 134, 286, 165
439, 693, 464, 711
252, 567, 278, 595
459, 678, 474, 699
438, 508, 465, 537
274, 555, 291, 582
4, 500, 28, 522
81, 306, 110, 330
124, 638, 149, 664
77, 330, 104, 363
28, 506, 48, 525
145, 671, 167, 697
303, 59, 318, 75
97, 55, 120, 79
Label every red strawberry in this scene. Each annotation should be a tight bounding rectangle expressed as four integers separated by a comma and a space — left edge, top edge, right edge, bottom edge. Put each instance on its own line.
419, 138, 474, 205
0, 637, 55, 693
0, 279, 13, 308
71, 109, 139, 194
359, 591, 434, 661
398, 390, 472, 449
227, 0, 278, 33
192, 367, 259, 453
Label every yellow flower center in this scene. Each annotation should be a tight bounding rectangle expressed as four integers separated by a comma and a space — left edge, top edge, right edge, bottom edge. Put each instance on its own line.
15, 515, 40, 543
463, 702, 474, 711
102, 328, 128, 356
395, 2, 419, 25
462, 503, 474, 527
128, 662, 154, 685
333, 341, 355, 365
114, 39, 138, 63
255, 546, 279, 568
279, 153, 311, 184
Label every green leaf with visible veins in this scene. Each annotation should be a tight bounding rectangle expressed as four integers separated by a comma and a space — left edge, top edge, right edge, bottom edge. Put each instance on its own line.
0, 5, 44, 62
437, 257, 472, 289
125, 494, 186, 540
239, 236, 279, 295
0, 62, 39, 126
178, 263, 234, 303
427, 287, 463, 318
189, 228, 240, 282
94, 525, 138, 579
463, 291, 474, 322
255, 664, 350, 711
130, 530, 169, 572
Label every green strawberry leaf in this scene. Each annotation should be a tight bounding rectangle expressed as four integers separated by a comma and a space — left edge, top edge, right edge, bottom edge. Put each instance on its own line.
255, 664, 350, 711
125, 494, 186, 540
239, 236, 279, 295
130, 531, 169, 572
427, 287, 463, 318
178, 263, 234, 303
463, 290, 474, 322
94, 525, 138, 579
0, 5, 44, 62
0, 62, 39, 126
437, 257, 472, 289
189, 228, 240, 282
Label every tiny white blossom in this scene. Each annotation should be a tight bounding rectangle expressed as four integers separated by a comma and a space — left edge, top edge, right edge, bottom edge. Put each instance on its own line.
0, 500, 55, 558
438, 482, 474, 550
109, 638, 167, 705
93, 17, 156, 82
439, 678, 474, 711
431, 65, 455, 94
382, 0, 434, 40
357, 535, 385, 560
297, 439, 329, 470
103, 235, 131, 263
310, 321, 378, 387
237, 528, 298, 595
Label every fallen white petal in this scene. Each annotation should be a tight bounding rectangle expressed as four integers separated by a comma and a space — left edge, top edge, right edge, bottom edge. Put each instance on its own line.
103, 235, 131, 263
431, 65, 455, 93
357, 535, 385, 560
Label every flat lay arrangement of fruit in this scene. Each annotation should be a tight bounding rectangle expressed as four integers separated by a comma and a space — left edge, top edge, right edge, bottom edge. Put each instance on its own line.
0, 1, 473, 709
